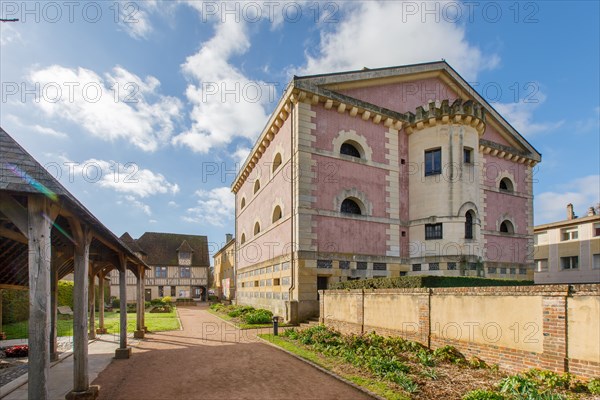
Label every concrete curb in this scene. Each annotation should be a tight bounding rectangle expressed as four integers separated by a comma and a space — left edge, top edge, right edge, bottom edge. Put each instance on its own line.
257, 336, 384, 400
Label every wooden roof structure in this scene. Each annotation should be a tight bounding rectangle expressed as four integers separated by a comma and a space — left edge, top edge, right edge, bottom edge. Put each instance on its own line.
0, 127, 148, 399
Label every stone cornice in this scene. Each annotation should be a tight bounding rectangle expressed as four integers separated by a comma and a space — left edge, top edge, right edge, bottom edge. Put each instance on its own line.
405, 99, 486, 136
479, 139, 539, 167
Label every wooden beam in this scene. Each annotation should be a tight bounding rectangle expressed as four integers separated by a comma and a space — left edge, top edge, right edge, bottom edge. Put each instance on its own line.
0, 226, 28, 243
88, 267, 96, 339
0, 193, 29, 237
72, 221, 92, 392
117, 253, 130, 357
27, 196, 55, 400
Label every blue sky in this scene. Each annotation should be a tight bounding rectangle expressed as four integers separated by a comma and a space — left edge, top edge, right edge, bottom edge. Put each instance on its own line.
1, 1, 599, 260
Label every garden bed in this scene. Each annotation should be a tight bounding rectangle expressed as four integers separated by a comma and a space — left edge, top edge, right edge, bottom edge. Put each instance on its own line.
259, 325, 599, 400
208, 303, 293, 330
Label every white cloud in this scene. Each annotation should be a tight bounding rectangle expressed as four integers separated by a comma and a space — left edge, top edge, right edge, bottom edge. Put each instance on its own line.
232, 146, 251, 166
493, 94, 565, 137
116, 0, 156, 39
294, 1, 499, 80
184, 187, 234, 227
61, 158, 179, 198
168, 201, 179, 208
124, 195, 152, 216
29, 65, 182, 152
171, 19, 275, 153
0, 23, 22, 46
5, 115, 67, 138
535, 175, 600, 224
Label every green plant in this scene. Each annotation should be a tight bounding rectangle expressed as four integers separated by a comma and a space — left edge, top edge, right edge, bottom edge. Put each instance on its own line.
242, 309, 273, 324
462, 390, 504, 400
468, 356, 487, 369
416, 349, 436, 367
161, 296, 172, 303
111, 298, 120, 309
388, 372, 419, 393
433, 345, 466, 364
420, 368, 438, 380
588, 378, 600, 394
328, 275, 534, 290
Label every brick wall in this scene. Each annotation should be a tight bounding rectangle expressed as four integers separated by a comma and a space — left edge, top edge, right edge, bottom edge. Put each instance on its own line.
319, 284, 599, 379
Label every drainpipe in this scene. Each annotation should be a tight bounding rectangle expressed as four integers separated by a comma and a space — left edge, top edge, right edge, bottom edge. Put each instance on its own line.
288, 96, 296, 321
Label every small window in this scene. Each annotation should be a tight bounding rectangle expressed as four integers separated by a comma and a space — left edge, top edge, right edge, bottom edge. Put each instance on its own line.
180, 267, 191, 278
273, 278, 281, 286
429, 263, 439, 271
241, 197, 246, 209
340, 141, 361, 158
593, 254, 600, 270
465, 210, 475, 239
447, 262, 457, 270
341, 198, 362, 215
488, 267, 497, 274
425, 223, 443, 240
317, 260, 332, 269
272, 153, 282, 172
339, 261, 350, 270
356, 262, 367, 270
500, 268, 507, 274
158, 286, 164, 297
535, 259, 548, 272
171, 286, 176, 297
463, 147, 473, 164
500, 220, 514, 234
240, 233, 246, 244
254, 179, 260, 194
272, 205, 282, 222
155, 266, 167, 278
254, 222, 261, 235
412, 264, 421, 271
561, 256, 578, 270
499, 178, 514, 192
561, 228, 578, 241
509, 268, 516, 275
594, 223, 600, 237
518, 268, 527, 275
373, 263, 387, 271
425, 148, 441, 176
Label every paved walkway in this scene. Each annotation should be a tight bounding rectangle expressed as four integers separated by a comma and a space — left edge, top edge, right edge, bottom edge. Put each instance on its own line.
1, 334, 139, 400
93, 305, 372, 400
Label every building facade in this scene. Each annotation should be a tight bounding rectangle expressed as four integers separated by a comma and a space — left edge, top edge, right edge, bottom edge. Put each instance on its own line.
110, 232, 210, 302
534, 205, 600, 284
213, 234, 236, 300
232, 62, 541, 322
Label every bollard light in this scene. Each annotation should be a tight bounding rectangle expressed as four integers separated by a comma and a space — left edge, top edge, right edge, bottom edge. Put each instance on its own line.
272, 315, 279, 336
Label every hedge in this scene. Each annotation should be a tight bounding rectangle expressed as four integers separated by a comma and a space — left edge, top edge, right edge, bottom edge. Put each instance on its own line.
328, 275, 534, 290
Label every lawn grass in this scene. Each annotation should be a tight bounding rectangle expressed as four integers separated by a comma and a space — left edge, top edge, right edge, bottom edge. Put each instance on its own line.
258, 333, 409, 400
2, 309, 180, 340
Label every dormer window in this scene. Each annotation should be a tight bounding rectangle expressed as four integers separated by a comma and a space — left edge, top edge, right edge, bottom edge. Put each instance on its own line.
178, 251, 191, 266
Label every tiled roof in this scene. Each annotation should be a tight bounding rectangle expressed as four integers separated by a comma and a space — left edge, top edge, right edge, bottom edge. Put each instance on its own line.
123, 232, 209, 267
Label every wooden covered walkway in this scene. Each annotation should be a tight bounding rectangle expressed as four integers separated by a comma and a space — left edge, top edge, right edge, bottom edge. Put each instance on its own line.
0, 127, 148, 400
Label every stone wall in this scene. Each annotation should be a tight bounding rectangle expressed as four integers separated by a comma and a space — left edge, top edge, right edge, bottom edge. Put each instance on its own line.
319, 284, 599, 379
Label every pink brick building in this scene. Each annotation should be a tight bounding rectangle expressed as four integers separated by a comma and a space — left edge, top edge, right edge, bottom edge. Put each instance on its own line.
232, 62, 541, 322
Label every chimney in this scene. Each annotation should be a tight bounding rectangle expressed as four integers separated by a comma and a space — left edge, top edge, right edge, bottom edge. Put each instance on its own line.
225, 233, 233, 243
588, 207, 597, 217
567, 203, 575, 220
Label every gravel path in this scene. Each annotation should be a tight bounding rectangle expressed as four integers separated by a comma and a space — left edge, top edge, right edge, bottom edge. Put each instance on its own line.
92, 305, 372, 400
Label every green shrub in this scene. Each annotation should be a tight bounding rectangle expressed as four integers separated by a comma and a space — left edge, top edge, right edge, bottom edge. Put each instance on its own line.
329, 275, 534, 290
161, 296, 172, 303
433, 345, 466, 364
57, 280, 74, 308
463, 390, 505, 400
1, 289, 29, 324
242, 309, 273, 324
588, 378, 600, 394
111, 298, 120, 309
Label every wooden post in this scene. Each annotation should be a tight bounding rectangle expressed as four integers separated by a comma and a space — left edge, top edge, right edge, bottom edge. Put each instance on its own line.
88, 269, 95, 339
50, 266, 58, 361
72, 223, 92, 393
0, 289, 5, 340
134, 266, 144, 339
27, 196, 54, 400
141, 269, 147, 332
97, 272, 106, 334
114, 254, 131, 359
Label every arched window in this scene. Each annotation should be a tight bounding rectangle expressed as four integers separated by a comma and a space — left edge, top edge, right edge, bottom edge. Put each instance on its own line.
341, 198, 362, 215
500, 220, 514, 234
254, 179, 260, 194
272, 205, 282, 222
240, 197, 246, 209
499, 178, 514, 193
272, 153, 282, 172
465, 210, 475, 239
240, 233, 246, 244
254, 222, 261, 235
340, 141, 361, 158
